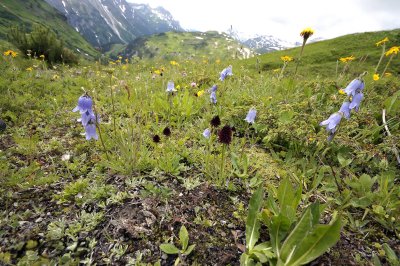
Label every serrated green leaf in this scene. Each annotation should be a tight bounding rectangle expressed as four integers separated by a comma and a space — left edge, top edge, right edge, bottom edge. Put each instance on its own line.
246, 186, 264, 251
179, 225, 189, 250
160, 243, 179, 254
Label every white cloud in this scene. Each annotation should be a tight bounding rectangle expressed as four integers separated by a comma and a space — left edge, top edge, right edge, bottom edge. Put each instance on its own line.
127, 0, 400, 41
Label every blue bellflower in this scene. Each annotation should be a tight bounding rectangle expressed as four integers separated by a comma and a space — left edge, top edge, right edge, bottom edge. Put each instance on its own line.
166, 81, 176, 93
349, 92, 364, 111
209, 84, 217, 93
245, 108, 257, 124
344, 79, 364, 96
339, 102, 351, 119
219, 65, 233, 81
320, 112, 343, 134
210, 91, 217, 104
73, 94, 93, 114
203, 128, 211, 139
85, 114, 98, 140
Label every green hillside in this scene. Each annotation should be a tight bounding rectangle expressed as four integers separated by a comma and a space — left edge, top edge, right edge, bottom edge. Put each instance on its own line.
247, 29, 400, 77
0, 0, 99, 58
108, 31, 255, 60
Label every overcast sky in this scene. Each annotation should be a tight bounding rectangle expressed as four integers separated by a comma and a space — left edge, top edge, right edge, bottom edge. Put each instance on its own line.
127, 0, 400, 42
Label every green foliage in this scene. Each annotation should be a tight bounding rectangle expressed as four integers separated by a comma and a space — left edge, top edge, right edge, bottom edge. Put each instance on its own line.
160, 225, 196, 266
8, 25, 78, 64
241, 179, 341, 266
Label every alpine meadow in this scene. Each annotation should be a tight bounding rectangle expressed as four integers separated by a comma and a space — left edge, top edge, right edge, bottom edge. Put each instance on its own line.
0, 0, 400, 265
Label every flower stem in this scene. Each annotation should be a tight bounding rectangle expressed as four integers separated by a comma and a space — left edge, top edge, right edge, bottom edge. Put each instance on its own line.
374, 44, 386, 74
109, 75, 117, 138
294, 38, 307, 75
219, 144, 227, 186
381, 54, 394, 77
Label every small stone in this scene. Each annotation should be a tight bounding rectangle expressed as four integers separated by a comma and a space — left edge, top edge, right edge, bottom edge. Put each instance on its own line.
227, 223, 235, 229
35, 217, 43, 223
161, 254, 168, 260
0, 119, 6, 132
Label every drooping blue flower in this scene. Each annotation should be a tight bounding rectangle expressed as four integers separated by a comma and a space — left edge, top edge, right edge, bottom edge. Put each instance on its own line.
320, 112, 343, 133
209, 84, 218, 93
245, 108, 257, 124
339, 101, 351, 119
219, 65, 233, 81
85, 114, 98, 140
78, 110, 94, 126
73, 94, 93, 114
343, 79, 364, 96
203, 128, 211, 139
210, 91, 217, 104
349, 92, 364, 112
166, 81, 176, 93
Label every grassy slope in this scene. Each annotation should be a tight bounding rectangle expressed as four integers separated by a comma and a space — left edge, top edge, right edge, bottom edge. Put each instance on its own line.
245, 29, 400, 77
0, 0, 99, 58
107, 31, 255, 60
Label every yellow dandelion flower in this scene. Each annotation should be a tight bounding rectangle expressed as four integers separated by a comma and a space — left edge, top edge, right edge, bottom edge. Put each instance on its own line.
26, 67, 33, 71
280, 55, 293, 62
176, 85, 181, 90
373, 74, 380, 81
300, 27, 314, 39
51, 74, 60, 81
4, 50, 18, 57
384, 72, 392, 77
197, 90, 205, 97
375, 37, 389, 46
338, 89, 346, 95
154, 69, 161, 75
170, 60, 179, 66
339, 56, 355, 63
385, 46, 400, 56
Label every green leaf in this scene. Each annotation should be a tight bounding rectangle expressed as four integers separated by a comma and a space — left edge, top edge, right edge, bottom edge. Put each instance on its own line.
382, 243, 400, 266
183, 244, 196, 255
246, 186, 264, 251
284, 218, 341, 266
279, 206, 313, 261
279, 110, 295, 124
269, 214, 291, 255
179, 225, 189, 250
337, 153, 352, 167
372, 254, 382, 266
250, 242, 275, 263
160, 243, 180, 254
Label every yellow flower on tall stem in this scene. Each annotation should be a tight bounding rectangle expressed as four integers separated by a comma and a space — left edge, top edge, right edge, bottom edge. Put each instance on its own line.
381, 46, 400, 77
279, 55, 293, 79
295, 28, 314, 75
373, 74, 380, 81
374, 37, 389, 74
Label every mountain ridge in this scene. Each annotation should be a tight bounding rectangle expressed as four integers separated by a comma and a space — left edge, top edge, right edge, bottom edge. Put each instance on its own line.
44, 0, 184, 50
